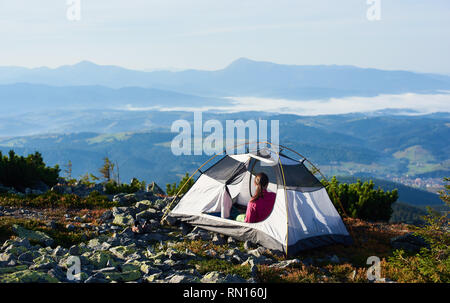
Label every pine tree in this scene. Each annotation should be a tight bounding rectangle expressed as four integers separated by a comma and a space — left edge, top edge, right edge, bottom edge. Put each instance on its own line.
99, 157, 114, 182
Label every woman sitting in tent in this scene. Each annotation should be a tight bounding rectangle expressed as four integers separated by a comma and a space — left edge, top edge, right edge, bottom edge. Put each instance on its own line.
237, 172, 276, 223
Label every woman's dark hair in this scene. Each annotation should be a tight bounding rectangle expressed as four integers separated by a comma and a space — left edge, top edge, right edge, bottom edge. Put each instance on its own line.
252, 172, 269, 201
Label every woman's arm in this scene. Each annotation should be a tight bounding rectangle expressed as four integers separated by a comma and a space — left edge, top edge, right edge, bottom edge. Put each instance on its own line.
244, 201, 258, 223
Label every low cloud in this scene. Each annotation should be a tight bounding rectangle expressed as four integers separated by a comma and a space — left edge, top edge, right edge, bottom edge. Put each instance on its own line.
123, 92, 450, 116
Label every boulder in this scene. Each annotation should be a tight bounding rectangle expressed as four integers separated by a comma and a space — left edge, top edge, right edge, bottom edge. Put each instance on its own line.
87, 251, 119, 269
0, 265, 28, 274
144, 272, 162, 282
17, 252, 34, 263
200, 271, 226, 283
0, 269, 59, 283
1, 238, 31, 250
11, 225, 54, 247
135, 209, 157, 221
109, 245, 137, 259
84, 273, 108, 283
119, 194, 137, 206
99, 210, 113, 222
113, 214, 134, 227
146, 182, 164, 195
104, 270, 142, 282
247, 247, 267, 258
135, 200, 153, 211
167, 274, 198, 283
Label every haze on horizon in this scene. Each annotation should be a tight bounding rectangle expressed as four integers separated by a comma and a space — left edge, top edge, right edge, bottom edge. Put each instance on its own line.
0, 0, 449, 74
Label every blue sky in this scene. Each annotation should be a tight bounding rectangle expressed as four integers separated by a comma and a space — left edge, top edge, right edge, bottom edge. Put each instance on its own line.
0, 0, 449, 73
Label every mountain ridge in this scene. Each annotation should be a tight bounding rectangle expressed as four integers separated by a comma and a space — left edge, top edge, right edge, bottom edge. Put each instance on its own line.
1, 58, 450, 99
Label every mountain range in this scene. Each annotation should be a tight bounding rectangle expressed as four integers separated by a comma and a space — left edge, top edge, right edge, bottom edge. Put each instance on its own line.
1, 58, 450, 104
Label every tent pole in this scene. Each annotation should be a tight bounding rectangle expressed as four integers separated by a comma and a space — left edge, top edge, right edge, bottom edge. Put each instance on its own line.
273, 149, 290, 258
160, 153, 222, 223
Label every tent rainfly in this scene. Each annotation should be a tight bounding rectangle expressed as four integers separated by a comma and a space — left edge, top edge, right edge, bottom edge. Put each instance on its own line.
167, 146, 352, 256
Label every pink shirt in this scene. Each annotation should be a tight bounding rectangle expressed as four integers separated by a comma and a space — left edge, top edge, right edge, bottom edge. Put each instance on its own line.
244, 189, 276, 223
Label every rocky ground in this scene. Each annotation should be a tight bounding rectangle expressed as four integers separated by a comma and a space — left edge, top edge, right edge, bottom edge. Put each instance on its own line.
0, 187, 428, 283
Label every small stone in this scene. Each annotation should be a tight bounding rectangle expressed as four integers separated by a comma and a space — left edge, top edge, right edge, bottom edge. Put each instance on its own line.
244, 240, 257, 250
52, 246, 67, 256
66, 224, 76, 231
201, 271, 226, 283
168, 274, 196, 283
99, 210, 113, 222
212, 234, 225, 245
269, 258, 302, 269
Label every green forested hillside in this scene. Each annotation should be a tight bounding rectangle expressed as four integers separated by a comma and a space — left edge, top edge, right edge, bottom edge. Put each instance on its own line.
0, 112, 448, 198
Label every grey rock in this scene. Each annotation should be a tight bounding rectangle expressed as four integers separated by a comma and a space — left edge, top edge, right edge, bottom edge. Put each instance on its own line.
11, 225, 54, 247
48, 267, 67, 281
17, 252, 34, 263
85, 273, 108, 283
269, 258, 302, 269
241, 258, 258, 279
244, 240, 257, 250
135, 208, 157, 221
53, 246, 68, 257
147, 182, 165, 196
227, 236, 237, 244
66, 224, 76, 231
164, 215, 178, 226
68, 245, 80, 256
99, 210, 113, 222
201, 271, 226, 283
212, 234, 226, 245
119, 194, 137, 206
248, 247, 267, 258
180, 222, 193, 235
135, 200, 153, 211
167, 274, 198, 283
223, 274, 248, 283
0, 253, 14, 262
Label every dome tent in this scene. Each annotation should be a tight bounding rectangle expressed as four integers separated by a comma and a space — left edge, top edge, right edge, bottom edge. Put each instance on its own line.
165, 143, 352, 256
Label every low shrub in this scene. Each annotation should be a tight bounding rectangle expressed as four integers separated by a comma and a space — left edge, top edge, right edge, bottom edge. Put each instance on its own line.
0, 191, 117, 209
323, 176, 398, 222
104, 178, 146, 195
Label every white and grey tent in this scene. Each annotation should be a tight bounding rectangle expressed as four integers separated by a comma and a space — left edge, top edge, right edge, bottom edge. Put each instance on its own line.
167, 145, 352, 256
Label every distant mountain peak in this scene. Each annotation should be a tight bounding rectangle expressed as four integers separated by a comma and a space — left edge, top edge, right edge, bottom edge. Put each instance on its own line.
226, 57, 258, 67
72, 60, 99, 68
